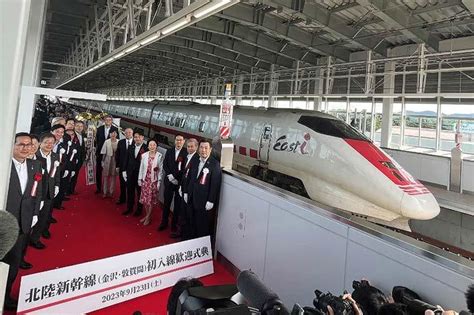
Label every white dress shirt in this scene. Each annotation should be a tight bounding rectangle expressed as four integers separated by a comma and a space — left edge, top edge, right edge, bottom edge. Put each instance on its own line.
104, 126, 110, 139
40, 149, 52, 172
175, 148, 182, 161
76, 132, 83, 146
134, 144, 142, 158
13, 158, 28, 194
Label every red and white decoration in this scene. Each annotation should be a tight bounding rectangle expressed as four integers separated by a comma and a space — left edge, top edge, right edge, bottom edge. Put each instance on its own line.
31, 172, 42, 197
50, 160, 60, 178
200, 168, 209, 185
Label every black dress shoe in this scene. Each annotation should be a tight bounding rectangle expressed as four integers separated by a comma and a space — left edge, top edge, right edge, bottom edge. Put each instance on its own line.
19, 260, 33, 269
158, 224, 168, 231
133, 210, 142, 217
122, 210, 132, 215
30, 240, 46, 249
50, 217, 58, 223
4, 297, 18, 311
171, 225, 178, 233
42, 230, 51, 239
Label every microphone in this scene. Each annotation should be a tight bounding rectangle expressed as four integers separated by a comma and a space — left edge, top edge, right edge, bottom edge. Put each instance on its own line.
0, 211, 19, 259
237, 270, 289, 315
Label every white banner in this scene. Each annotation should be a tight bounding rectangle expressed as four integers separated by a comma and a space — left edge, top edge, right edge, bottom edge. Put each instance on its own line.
17, 237, 213, 314
85, 125, 96, 185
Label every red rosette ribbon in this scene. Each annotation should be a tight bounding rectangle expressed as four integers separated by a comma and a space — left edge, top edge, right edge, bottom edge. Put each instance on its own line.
31, 172, 42, 197
200, 168, 209, 185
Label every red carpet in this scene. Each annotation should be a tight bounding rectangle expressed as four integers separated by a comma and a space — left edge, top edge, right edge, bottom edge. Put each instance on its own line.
7, 169, 235, 314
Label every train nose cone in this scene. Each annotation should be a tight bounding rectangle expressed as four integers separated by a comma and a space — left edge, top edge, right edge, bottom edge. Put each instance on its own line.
400, 192, 440, 220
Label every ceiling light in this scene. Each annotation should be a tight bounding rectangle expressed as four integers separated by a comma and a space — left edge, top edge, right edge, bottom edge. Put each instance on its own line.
194, 0, 231, 19
114, 52, 125, 59
125, 43, 140, 54
162, 18, 190, 35
140, 33, 160, 46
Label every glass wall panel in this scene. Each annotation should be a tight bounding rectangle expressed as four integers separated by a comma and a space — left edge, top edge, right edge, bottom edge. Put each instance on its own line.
327, 101, 347, 121
441, 104, 474, 154
390, 102, 402, 148
403, 103, 437, 149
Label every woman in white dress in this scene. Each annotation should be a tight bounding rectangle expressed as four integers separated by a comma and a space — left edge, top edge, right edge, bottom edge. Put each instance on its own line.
138, 140, 163, 225
100, 130, 119, 198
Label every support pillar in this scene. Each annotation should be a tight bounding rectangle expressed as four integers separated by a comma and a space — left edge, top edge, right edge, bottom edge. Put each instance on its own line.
380, 60, 395, 147
235, 74, 244, 106
16, 0, 47, 134
0, 0, 32, 208
268, 64, 279, 108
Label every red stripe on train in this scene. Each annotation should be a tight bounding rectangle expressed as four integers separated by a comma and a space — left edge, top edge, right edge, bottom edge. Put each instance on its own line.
344, 139, 430, 195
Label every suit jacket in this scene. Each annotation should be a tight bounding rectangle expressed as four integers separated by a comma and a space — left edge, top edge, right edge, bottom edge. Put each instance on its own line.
180, 153, 200, 191
186, 156, 222, 210
64, 136, 81, 172
53, 139, 69, 173
35, 151, 61, 200
115, 138, 133, 172
125, 143, 148, 176
163, 147, 187, 187
96, 125, 119, 157
75, 131, 87, 165
7, 159, 42, 234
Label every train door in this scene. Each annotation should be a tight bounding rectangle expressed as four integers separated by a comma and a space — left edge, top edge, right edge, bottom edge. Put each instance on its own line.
259, 124, 272, 162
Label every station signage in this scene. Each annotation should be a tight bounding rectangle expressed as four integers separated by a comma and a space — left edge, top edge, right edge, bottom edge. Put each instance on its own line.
219, 83, 234, 139
17, 237, 213, 314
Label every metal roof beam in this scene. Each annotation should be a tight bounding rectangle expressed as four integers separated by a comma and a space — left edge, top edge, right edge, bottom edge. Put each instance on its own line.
152, 39, 254, 72
260, 0, 389, 56
142, 47, 235, 75
356, 0, 440, 51
329, 2, 360, 13
413, 0, 462, 14
218, 4, 350, 61
171, 33, 272, 71
192, 17, 318, 67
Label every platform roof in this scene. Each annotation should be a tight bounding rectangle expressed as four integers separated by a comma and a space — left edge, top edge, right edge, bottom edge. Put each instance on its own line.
40, 0, 474, 90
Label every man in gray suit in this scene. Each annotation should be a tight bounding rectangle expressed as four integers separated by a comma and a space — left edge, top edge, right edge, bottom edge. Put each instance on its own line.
1, 132, 42, 311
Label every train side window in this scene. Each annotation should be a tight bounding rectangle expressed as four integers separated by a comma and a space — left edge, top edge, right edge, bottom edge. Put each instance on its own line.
175, 118, 181, 127
165, 115, 171, 125
199, 121, 205, 132
180, 118, 186, 128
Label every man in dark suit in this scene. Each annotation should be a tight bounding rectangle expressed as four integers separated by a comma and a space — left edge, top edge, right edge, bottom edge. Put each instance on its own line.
115, 128, 134, 205
51, 124, 69, 210
2, 133, 42, 310
183, 140, 222, 239
95, 115, 118, 193
30, 133, 60, 247
158, 135, 187, 231
69, 120, 86, 194
174, 138, 200, 240
122, 130, 148, 216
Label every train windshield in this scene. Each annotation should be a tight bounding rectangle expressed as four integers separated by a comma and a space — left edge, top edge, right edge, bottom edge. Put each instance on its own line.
298, 115, 370, 141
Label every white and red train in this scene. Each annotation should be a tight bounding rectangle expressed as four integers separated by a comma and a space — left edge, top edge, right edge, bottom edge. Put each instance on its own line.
72, 99, 440, 228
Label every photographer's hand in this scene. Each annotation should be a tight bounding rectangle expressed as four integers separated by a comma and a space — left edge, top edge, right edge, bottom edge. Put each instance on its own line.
342, 294, 362, 315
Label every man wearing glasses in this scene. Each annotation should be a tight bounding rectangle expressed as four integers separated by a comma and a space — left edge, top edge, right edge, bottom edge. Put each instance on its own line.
2, 133, 42, 311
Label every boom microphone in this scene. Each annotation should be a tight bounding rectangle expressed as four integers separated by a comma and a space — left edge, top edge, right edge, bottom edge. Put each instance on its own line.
237, 270, 289, 315
0, 210, 19, 259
